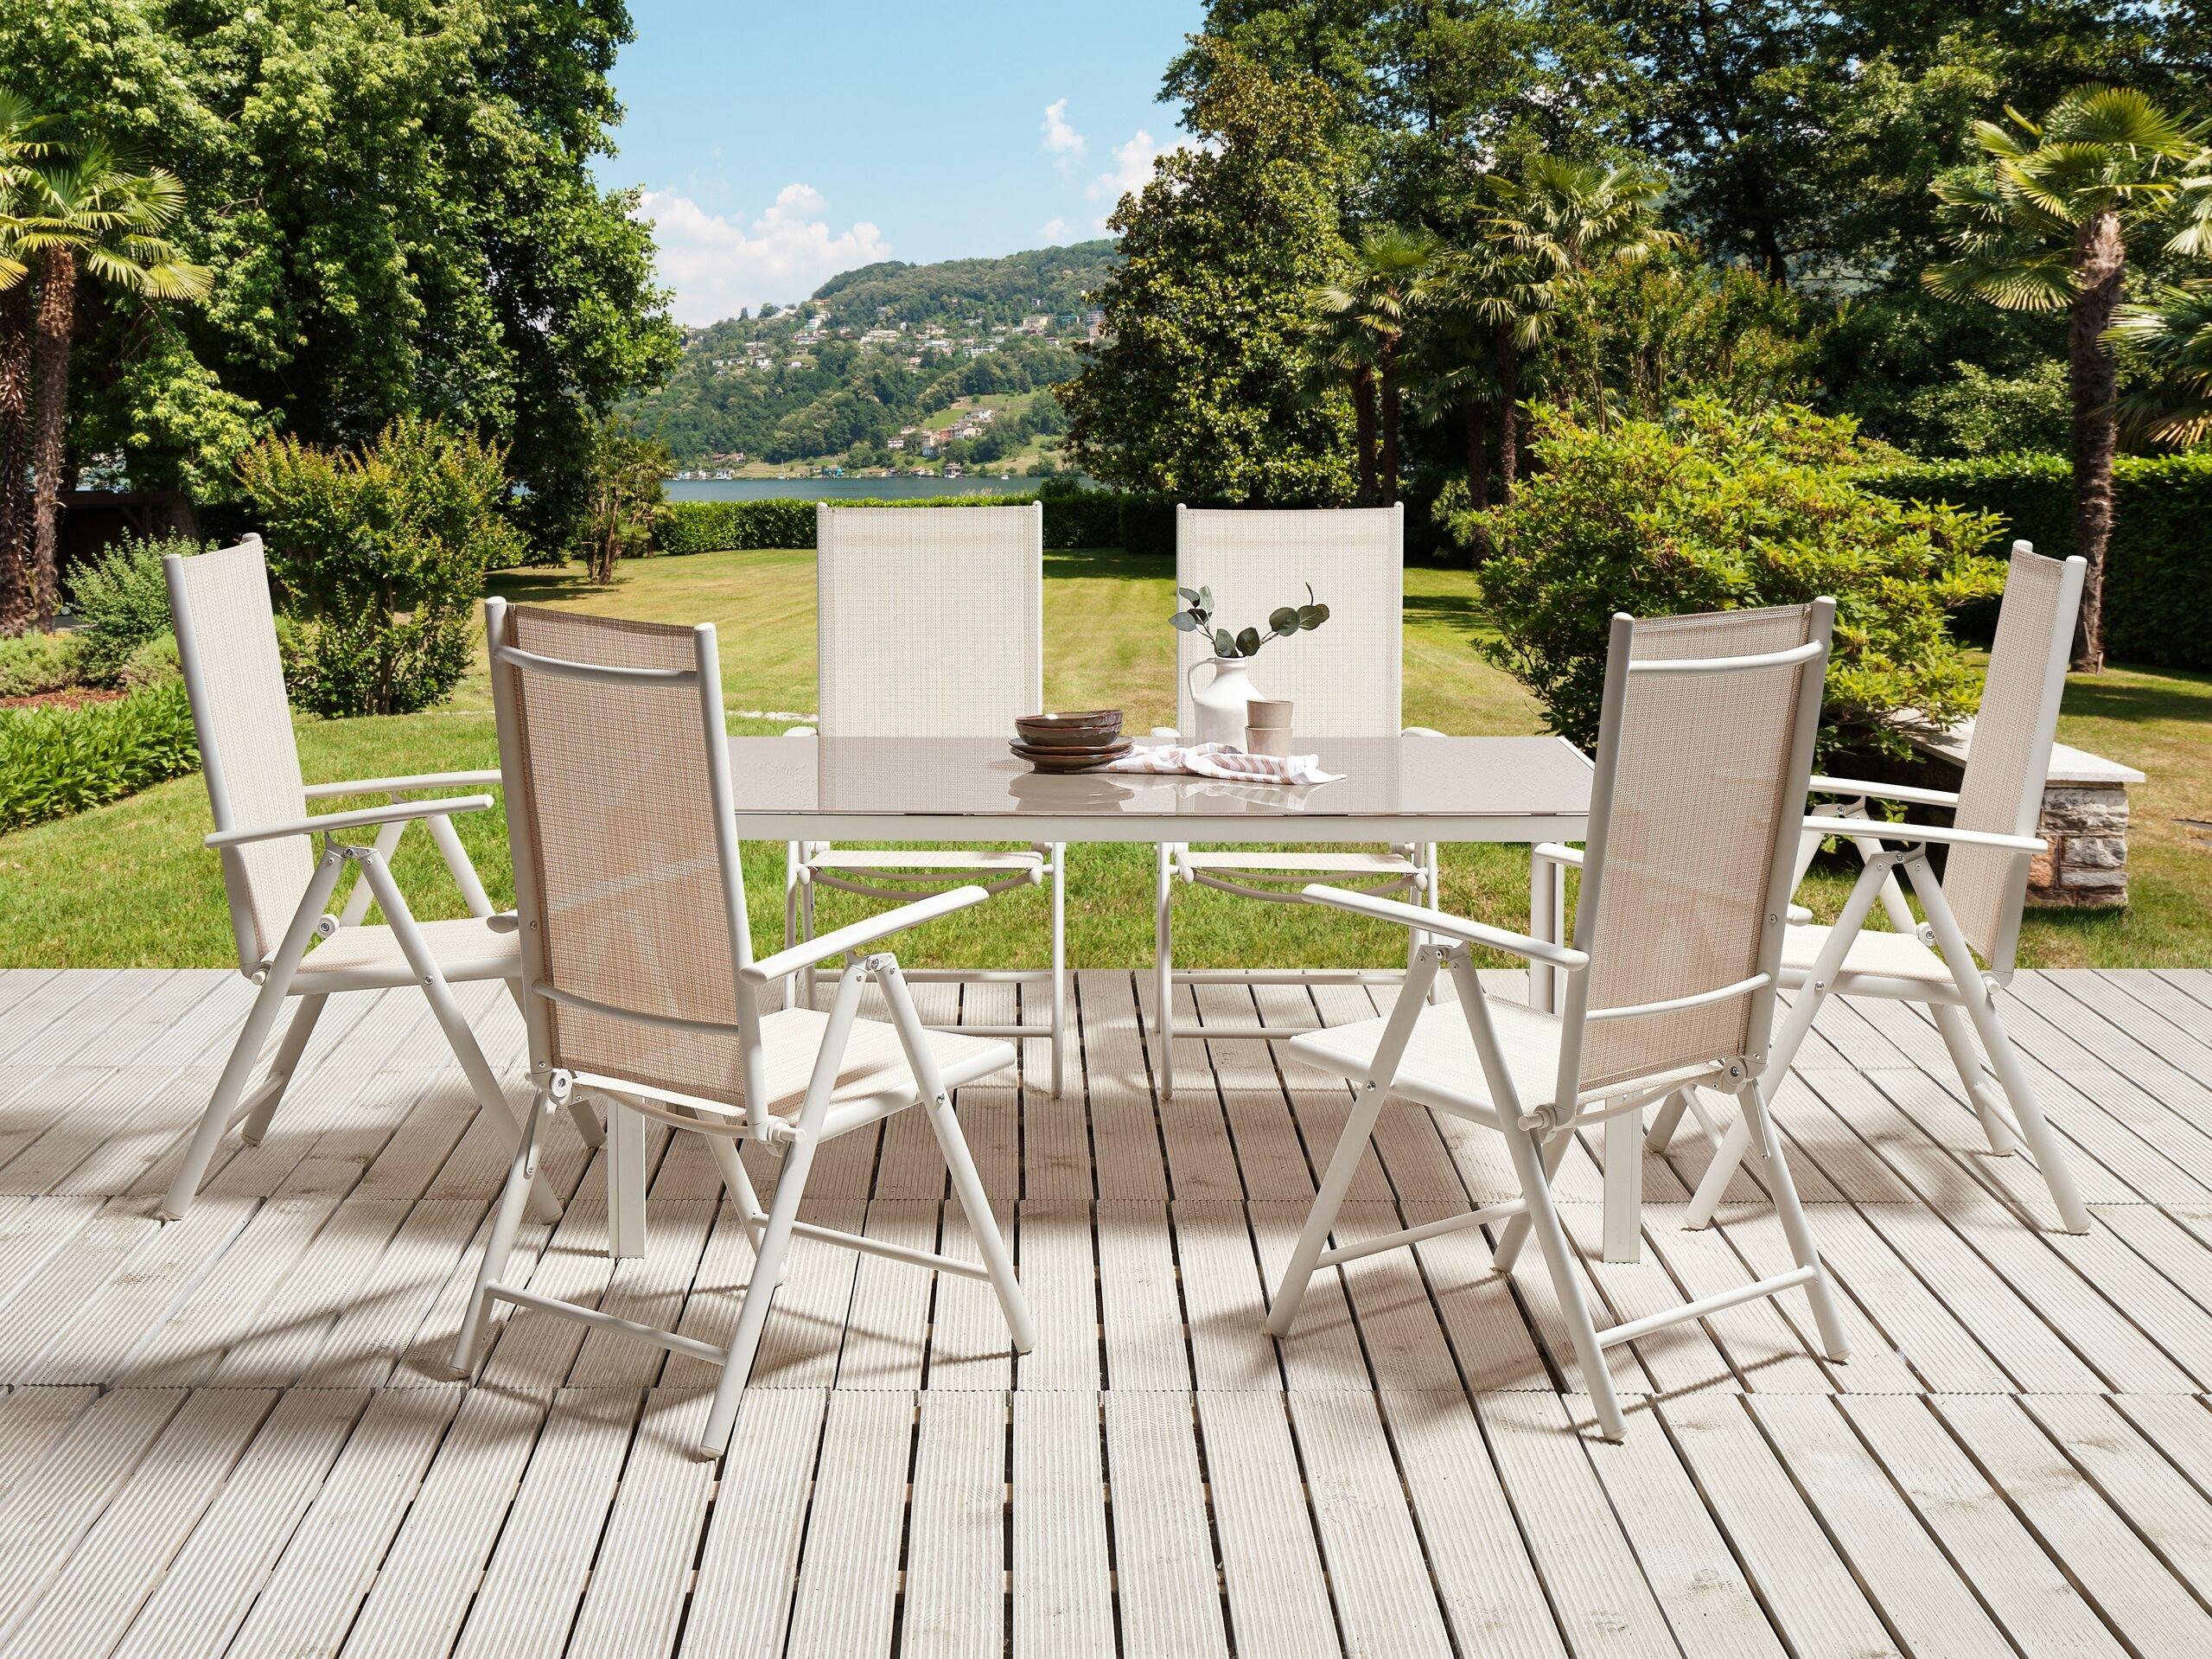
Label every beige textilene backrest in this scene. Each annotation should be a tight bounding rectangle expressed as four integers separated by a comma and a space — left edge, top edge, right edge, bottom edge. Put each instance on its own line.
1175, 506, 1405, 738
816, 504, 1042, 736
166, 536, 312, 973
1942, 546, 2084, 973
495, 604, 755, 1107
1571, 603, 1832, 1097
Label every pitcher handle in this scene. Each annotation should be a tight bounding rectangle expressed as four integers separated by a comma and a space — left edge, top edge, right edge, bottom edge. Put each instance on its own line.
1186, 656, 1217, 705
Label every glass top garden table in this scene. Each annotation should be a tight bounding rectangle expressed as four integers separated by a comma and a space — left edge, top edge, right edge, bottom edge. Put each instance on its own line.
719, 733, 1651, 1262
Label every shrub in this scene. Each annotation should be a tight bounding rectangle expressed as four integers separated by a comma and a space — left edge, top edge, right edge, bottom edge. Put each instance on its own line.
1861, 451, 2212, 671
0, 681, 200, 832
1472, 400, 2006, 764
67, 532, 201, 685
655, 488, 1157, 557
118, 631, 182, 691
0, 631, 84, 699
238, 415, 524, 716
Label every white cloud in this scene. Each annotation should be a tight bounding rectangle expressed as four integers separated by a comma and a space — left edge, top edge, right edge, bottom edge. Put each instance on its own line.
1041, 99, 1086, 169
635, 184, 890, 325
1087, 130, 1182, 228
1040, 216, 1070, 245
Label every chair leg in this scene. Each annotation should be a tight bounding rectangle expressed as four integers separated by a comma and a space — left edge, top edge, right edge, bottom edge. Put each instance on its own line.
239, 992, 327, 1145
1644, 1088, 1691, 1154
1266, 1082, 1386, 1337
1931, 1001, 2018, 1156
159, 846, 347, 1221
1489, 1128, 1571, 1272
451, 1082, 549, 1376
1049, 842, 1067, 1100
880, 960, 1035, 1351
1154, 842, 1175, 1101
360, 850, 561, 1223
783, 843, 801, 1011
1501, 1113, 1628, 1441
799, 871, 818, 1010
1685, 1114, 1752, 1229
1422, 843, 1444, 1004
1736, 1077, 1848, 1360
1967, 981, 2091, 1232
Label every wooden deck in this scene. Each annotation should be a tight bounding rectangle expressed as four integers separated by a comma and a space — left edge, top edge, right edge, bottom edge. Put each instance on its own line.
3, 965, 2212, 1657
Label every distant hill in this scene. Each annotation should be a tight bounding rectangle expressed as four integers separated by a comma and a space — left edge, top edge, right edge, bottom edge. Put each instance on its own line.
622, 240, 1118, 469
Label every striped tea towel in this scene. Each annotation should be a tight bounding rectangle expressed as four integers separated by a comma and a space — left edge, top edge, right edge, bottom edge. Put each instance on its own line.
1106, 742, 1344, 786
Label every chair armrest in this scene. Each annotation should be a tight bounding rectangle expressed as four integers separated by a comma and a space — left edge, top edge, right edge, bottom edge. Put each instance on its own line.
1802, 815, 2043, 853
485, 912, 520, 934
1401, 725, 1446, 738
206, 795, 495, 851
1808, 775, 1960, 809
1301, 884, 1590, 969
1532, 842, 1584, 869
740, 884, 994, 986
302, 770, 502, 800
783, 726, 816, 737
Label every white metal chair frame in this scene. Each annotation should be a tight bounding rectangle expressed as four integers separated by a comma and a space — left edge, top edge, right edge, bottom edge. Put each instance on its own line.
157, 538, 588, 1222
788, 503, 1068, 1094
1268, 603, 1852, 1440
454, 601, 1034, 1459
1155, 504, 1443, 1098
1653, 546, 2093, 1235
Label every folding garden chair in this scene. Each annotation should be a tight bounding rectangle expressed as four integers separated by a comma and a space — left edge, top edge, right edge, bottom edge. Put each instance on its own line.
453, 602, 1033, 1459
1154, 504, 1443, 1097
787, 503, 1068, 1094
158, 536, 583, 1222
1267, 601, 1851, 1440
1657, 544, 2093, 1234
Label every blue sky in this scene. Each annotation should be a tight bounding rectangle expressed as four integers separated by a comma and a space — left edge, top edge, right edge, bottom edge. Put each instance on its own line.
601, 1, 1206, 325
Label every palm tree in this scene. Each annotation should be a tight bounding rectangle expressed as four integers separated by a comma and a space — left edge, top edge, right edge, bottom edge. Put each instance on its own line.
1316, 227, 1435, 506
1926, 86, 2212, 671
1405, 245, 1514, 551
1486, 156, 1672, 501
2107, 279, 2212, 443
15, 144, 209, 629
0, 93, 50, 636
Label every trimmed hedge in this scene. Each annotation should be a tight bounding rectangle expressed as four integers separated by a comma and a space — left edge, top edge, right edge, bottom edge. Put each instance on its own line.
1863, 453, 2212, 670
0, 681, 201, 833
658, 489, 1160, 556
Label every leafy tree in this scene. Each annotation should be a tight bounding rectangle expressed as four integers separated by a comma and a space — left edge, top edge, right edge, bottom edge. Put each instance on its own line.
0, 92, 48, 635
575, 416, 669, 584
1925, 86, 2212, 668
1060, 43, 1356, 501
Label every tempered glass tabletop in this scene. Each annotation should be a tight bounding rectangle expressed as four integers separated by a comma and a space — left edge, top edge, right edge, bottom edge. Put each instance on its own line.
726, 736, 1592, 841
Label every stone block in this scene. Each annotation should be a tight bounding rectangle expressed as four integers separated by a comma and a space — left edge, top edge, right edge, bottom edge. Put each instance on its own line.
2064, 835, 2128, 870
2058, 862, 2127, 891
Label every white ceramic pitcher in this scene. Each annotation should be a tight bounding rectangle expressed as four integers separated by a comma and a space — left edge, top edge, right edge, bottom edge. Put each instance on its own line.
1187, 656, 1259, 748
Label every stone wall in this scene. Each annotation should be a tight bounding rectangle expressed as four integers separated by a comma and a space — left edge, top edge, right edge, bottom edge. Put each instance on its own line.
1904, 724, 2144, 910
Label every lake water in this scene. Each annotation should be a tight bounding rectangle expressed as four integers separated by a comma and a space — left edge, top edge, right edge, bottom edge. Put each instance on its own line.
663, 475, 1038, 501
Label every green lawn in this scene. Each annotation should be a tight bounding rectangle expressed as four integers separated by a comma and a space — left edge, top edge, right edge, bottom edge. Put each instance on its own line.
1, 547, 2203, 970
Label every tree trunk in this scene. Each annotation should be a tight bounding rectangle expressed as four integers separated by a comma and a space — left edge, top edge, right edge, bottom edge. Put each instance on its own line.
29, 250, 77, 634
1378, 343, 1400, 507
0, 283, 31, 636
1754, 221, 1788, 288
1351, 368, 1379, 507
1463, 397, 1491, 563
2068, 209, 2124, 673
1494, 324, 1519, 505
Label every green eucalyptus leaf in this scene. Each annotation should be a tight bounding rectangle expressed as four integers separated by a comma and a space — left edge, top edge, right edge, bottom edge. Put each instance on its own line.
1269, 606, 1301, 635
1176, 587, 1201, 604
1214, 628, 1236, 658
1297, 603, 1329, 629
1199, 586, 1213, 611
1235, 626, 1262, 657
1170, 611, 1200, 632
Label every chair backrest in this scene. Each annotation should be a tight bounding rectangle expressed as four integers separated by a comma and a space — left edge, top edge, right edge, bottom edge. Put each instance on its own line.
166, 535, 313, 974
488, 601, 766, 1111
1175, 505, 1405, 739
1944, 543, 2086, 975
1562, 601, 1835, 1101
815, 502, 1043, 736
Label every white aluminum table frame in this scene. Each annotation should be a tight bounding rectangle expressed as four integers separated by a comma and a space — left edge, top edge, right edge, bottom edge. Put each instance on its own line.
605, 735, 1659, 1260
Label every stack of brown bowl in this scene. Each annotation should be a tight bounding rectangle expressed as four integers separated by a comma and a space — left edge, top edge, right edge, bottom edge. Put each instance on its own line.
1011, 710, 1130, 773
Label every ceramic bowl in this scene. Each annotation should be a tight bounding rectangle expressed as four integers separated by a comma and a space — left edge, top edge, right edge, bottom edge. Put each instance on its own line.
1013, 709, 1124, 750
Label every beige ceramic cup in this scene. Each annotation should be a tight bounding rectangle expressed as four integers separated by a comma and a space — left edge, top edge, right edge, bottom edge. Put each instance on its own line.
1245, 698, 1294, 757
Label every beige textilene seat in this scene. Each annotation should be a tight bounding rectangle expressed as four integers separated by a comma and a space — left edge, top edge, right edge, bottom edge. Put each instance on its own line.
1658, 544, 2093, 1234
1154, 504, 1443, 1097
156, 537, 576, 1222
788, 503, 1068, 1094
453, 602, 1033, 1460
1268, 603, 1852, 1441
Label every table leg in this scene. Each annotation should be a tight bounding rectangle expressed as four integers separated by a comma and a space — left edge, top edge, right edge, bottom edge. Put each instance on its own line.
609, 1101, 647, 1259
1603, 1112, 1642, 1263
1527, 851, 1565, 1013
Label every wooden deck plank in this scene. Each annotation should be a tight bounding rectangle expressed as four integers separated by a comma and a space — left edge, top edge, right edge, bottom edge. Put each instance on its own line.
1102, 1391, 1230, 1659
1077, 972, 1169, 1201
785, 1391, 914, 1659
1010, 1390, 1114, 1659
1194, 1390, 1338, 1659
571, 1389, 717, 1659
1097, 1202, 1190, 1389
902, 1390, 1007, 1659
